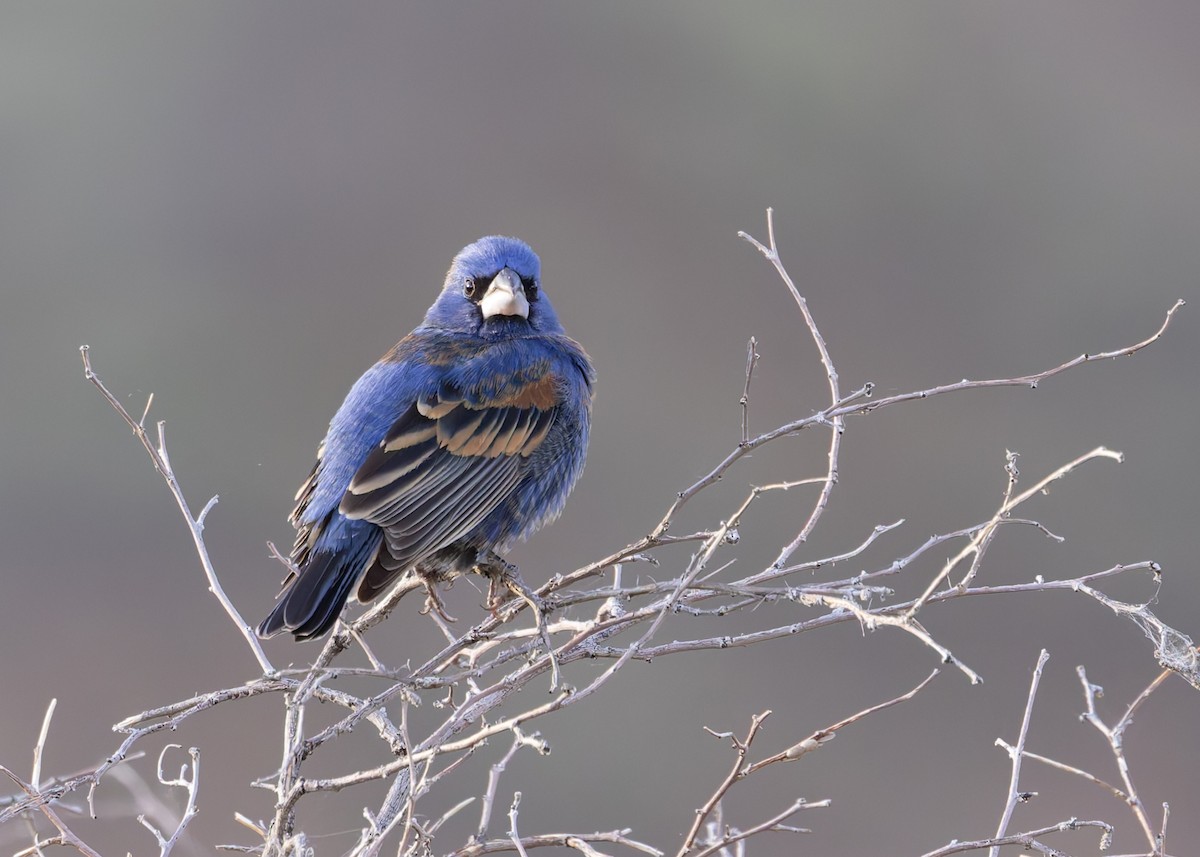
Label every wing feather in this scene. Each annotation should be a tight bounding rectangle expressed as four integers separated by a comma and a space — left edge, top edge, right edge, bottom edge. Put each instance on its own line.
437, 406, 488, 452
338, 375, 562, 601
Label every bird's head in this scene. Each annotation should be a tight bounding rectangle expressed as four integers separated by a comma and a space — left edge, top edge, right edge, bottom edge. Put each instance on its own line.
425, 236, 565, 338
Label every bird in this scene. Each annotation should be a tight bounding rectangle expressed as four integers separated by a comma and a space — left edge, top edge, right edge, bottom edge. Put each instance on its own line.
257, 236, 594, 641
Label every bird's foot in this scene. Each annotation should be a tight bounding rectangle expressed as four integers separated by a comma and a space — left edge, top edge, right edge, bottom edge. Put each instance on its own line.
474, 549, 562, 692
475, 549, 521, 611
418, 577, 458, 624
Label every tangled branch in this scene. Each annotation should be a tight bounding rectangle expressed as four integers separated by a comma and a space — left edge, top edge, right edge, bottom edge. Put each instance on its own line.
1, 213, 1189, 856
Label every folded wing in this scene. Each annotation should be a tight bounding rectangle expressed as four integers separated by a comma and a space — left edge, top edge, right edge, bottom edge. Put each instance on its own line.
341, 376, 559, 601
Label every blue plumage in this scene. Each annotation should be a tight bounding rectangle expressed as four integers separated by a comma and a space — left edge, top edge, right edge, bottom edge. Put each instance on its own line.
258, 237, 594, 640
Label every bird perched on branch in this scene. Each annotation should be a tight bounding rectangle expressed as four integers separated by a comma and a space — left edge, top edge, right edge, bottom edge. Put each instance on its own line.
258, 236, 594, 641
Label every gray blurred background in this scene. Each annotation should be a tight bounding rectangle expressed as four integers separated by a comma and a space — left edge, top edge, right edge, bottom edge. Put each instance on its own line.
2, 3, 1198, 855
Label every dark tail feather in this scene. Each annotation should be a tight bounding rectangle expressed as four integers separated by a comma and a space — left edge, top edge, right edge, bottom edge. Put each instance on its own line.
257, 534, 382, 641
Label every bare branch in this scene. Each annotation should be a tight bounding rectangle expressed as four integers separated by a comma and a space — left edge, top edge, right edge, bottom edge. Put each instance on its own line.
31, 224, 1183, 857
739, 336, 759, 446
990, 649, 1050, 856
1077, 665, 1159, 848
474, 730, 532, 846
136, 745, 200, 857
452, 829, 663, 857
741, 208, 846, 569
853, 298, 1185, 415
30, 699, 56, 793
79, 346, 274, 675
908, 447, 1123, 620
747, 669, 939, 771
922, 818, 1115, 857
691, 798, 826, 857
507, 792, 530, 857
679, 710, 772, 856
0, 765, 103, 857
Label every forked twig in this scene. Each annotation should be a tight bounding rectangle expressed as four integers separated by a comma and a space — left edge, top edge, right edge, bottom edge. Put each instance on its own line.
740, 208, 846, 570
79, 346, 273, 675
990, 649, 1050, 856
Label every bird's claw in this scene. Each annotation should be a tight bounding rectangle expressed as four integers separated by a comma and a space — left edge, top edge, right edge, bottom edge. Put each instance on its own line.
419, 579, 458, 623
474, 552, 562, 691
475, 549, 525, 613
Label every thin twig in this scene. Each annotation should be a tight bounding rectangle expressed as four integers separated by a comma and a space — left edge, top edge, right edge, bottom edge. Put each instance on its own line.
923, 818, 1115, 857
691, 799, 828, 857
136, 745, 200, 857
451, 829, 662, 857
746, 669, 939, 771
740, 336, 759, 446
475, 732, 526, 845
507, 792, 530, 857
990, 649, 1050, 857
1077, 665, 1158, 848
741, 208, 846, 570
79, 346, 274, 675
0, 765, 103, 857
30, 699, 56, 792
679, 711, 771, 856
908, 447, 1122, 620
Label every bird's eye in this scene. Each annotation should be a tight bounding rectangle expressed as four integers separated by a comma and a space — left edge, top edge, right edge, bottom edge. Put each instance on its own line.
464, 275, 493, 302
522, 278, 539, 302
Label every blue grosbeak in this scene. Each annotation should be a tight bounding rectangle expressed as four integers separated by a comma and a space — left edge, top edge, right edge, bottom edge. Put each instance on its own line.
258, 236, 594, 640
